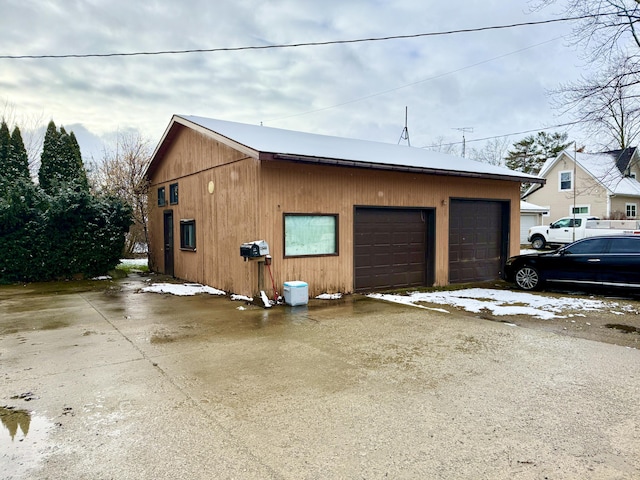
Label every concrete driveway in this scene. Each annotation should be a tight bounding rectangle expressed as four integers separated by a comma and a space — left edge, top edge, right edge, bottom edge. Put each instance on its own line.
1, 275, 639, 479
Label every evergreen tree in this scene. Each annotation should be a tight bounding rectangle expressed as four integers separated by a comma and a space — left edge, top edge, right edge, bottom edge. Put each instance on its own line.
38, 121, 89, 193
9, 126, 30, 181
505, 131, 571, 175
38, 120, 61, 193
0, 121, 10, 181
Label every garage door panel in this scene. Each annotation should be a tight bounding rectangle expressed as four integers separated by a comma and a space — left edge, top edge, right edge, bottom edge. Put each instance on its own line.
449, 200, 507, 284
355, 208, 434, 291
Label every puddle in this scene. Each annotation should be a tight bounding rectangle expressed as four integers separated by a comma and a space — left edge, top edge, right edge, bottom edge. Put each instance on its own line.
0, 406, 53, 477
605, 324, 639, 334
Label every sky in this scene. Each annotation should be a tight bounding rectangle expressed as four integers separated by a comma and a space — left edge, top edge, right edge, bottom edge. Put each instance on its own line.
0, 0, 586, 162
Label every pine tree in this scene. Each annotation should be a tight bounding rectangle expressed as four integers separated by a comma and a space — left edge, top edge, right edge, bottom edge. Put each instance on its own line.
0, 121, 11, 181
505, 132, 571, 175
38, 121, 89, 193
38, 120, 61, 193
9, 126, 30, 181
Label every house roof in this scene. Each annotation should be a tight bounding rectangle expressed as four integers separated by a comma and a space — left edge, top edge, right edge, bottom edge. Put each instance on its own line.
523, 148, 640, 198
147, 115, 543, 184
520, 200, 548, 214
607, 147, 637, 174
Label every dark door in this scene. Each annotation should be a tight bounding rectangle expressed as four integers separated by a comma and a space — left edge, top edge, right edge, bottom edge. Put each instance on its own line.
449, 199, 509, 283
163, 211, 174, 277
354, 207, 435, 291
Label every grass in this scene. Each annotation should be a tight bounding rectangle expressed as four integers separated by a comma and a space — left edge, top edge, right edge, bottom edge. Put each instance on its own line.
114, 258, 149, 275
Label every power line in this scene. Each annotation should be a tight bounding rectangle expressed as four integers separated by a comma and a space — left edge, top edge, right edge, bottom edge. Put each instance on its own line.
0, 15, 596, 60
421, 121, 584, 149
264, 35, 565, 123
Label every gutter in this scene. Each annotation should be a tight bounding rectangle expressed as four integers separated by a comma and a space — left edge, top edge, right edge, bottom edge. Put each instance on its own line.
271, 153, 545, 184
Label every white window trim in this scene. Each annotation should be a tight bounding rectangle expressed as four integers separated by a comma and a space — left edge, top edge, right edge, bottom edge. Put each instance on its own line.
570, 204, 590, 215
626, 203, 637, 218
559, 170, 573, 192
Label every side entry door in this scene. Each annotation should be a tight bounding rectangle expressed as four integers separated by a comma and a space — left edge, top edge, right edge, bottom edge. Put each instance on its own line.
163, 211, 174, 276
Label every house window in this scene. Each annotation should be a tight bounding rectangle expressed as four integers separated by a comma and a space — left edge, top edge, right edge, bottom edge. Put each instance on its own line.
284, 214, 338, 257
626, 203, 637, 218
559, 171, 572, 191
169, 183, 179, 205
157, 187, 166, 206
571, 205, 589, 215
631, 173, 637, 179
180, 219, 196, 251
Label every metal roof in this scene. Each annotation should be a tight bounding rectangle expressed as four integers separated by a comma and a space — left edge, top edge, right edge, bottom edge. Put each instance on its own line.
147, 115, 544, 184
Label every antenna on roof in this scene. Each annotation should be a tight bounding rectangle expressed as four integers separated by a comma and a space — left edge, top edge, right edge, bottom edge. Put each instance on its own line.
453, 127, 473, 157
398, 106, 410, 146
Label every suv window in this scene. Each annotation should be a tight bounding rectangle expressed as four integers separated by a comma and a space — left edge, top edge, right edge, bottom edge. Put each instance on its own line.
564, 238, 609, 255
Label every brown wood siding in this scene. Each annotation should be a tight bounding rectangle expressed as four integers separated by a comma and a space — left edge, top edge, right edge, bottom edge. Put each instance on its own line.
148, 131, 522, 297
148, 127, 262, 295
258, 160, 521, 296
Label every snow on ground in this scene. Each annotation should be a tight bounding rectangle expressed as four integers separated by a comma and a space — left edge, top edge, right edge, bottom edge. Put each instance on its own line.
141, 283, 225, 296
119, 258, 148, 267
368, 288, 638, 319
316, 293, 343, 300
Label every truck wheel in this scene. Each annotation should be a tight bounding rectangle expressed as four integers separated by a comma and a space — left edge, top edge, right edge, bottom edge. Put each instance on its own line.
531, 235, 546, 250
515, 265, 540, 290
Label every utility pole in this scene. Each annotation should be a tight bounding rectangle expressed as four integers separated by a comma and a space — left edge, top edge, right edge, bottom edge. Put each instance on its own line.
453, 127, 473, 157
398, 106, 410, 146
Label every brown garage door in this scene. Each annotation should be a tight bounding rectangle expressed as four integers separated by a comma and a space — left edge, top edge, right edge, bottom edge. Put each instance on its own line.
354, 208, 434, 291
449, 199, 508, 283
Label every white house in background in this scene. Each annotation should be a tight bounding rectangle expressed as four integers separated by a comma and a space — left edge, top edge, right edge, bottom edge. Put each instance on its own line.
519, 200, 548, 244
523, 147, 640, 222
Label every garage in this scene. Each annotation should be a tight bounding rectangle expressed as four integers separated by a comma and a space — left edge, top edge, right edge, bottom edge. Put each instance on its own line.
449, 199, 509, 283
354, 207, 435, 291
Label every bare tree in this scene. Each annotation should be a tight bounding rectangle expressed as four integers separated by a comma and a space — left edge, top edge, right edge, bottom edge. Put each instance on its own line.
468, 137, 510, 166
533, 1, 640, 147
425, 136, 461, 156
555, 60, 640, 149
91, 132, 151, 257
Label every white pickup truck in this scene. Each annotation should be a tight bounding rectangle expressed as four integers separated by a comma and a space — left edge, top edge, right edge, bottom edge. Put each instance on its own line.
528, 216, 640, 249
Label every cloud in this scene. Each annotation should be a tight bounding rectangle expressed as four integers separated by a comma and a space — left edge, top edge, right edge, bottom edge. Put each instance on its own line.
0, 0, 587, 155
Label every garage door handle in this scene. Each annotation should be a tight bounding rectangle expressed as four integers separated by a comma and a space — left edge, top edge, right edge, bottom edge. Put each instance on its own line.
588, 258, 600, 262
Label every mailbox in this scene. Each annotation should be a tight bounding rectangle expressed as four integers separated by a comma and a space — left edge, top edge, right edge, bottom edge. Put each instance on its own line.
240, 240, 270, 260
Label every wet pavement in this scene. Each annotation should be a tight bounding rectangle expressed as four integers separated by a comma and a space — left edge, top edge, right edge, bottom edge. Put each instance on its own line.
1, 275, 639, 479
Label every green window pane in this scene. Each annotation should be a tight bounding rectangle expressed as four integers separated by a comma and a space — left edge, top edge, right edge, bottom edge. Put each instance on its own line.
285, 215, 337, 256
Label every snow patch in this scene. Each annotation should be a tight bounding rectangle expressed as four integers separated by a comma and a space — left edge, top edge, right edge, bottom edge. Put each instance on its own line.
368, 288, 628, 320
92, 275, 112, 281
231, 294, 253, 302
141, 283, 225, 296
315, 293, 343, 300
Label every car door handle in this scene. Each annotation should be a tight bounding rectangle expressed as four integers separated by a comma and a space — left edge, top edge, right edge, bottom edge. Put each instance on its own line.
588, 258, 601, 262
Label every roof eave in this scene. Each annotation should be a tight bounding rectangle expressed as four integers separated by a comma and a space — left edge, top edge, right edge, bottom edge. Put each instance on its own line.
271, 153, 545, 184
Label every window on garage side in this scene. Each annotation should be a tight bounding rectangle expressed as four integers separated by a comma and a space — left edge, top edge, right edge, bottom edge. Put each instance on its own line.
559, 171, 573, 191
284, 214, 338, 257
158, 187, 166, 206
626, 203, 637, 218
169, 183, 178, 205
180, 219, 196, 251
